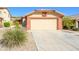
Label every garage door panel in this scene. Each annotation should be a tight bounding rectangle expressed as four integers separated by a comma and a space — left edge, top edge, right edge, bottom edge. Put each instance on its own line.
31, 19, 57, 30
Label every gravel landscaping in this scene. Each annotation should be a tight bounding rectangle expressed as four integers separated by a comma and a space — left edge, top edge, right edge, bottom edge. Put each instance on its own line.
0, 28, 37, 51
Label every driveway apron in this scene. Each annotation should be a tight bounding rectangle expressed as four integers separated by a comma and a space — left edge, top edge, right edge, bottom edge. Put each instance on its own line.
31, 30, 79, 51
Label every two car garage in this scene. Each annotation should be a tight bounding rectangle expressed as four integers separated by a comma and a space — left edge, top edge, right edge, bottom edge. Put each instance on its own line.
24, 10, 63, 30
31, 19, 57, 30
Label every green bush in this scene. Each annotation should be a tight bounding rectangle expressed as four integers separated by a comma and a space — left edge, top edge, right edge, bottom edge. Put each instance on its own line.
63, 17, 75, 29
1, 29, 27, 48
4, 22, 10, 27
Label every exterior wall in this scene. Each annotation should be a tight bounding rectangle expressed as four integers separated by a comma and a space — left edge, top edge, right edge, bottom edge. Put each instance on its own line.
26, 13, 63, 30
57, 17, 62, 30
25, 16, 31, 30
75, 20, 78, 28
0, 9, 11, 21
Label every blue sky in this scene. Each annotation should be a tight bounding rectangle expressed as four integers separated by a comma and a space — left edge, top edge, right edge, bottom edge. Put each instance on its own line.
8, 7, 79, 17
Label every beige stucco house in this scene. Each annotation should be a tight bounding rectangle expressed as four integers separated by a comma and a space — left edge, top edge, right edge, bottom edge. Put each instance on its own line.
0, 7, 11, 27
23, 10, 64, 30
71, 15, 79, 28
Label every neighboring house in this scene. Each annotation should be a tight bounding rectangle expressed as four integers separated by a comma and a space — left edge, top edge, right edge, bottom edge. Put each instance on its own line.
11, 16, 22, 25
23, 10, 64, 30
0, 7, 11, 27
70, 14, 79, 28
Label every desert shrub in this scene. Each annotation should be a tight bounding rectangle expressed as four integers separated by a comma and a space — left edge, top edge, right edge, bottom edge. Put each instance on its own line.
1, 29, 27, 48
4, 22, 10, 27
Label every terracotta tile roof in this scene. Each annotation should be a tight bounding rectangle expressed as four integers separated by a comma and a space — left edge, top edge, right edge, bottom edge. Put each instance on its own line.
25, 9, 64, 17
11, 16, 22, 21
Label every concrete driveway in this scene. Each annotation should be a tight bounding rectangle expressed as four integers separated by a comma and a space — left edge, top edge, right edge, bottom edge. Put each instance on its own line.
31, 30, 79, 51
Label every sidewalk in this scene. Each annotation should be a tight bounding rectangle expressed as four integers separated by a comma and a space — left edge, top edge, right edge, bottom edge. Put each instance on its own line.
63, 30, 79, 35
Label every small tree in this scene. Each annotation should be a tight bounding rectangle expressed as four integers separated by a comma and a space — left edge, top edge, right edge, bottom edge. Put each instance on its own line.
63, 16, 75, 29
14, 21, 20, 29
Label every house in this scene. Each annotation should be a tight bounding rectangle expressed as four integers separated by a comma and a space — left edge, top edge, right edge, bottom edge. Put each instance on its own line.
23, 10, 64, 30
11, 16, 22, 25
0, 7, 11, 27
70, 14, 79, 28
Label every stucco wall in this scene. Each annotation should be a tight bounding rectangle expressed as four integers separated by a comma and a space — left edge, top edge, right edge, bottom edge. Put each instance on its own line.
57, 17, 62, 30
26, 12, 62, 30
0, 9, 11, 21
